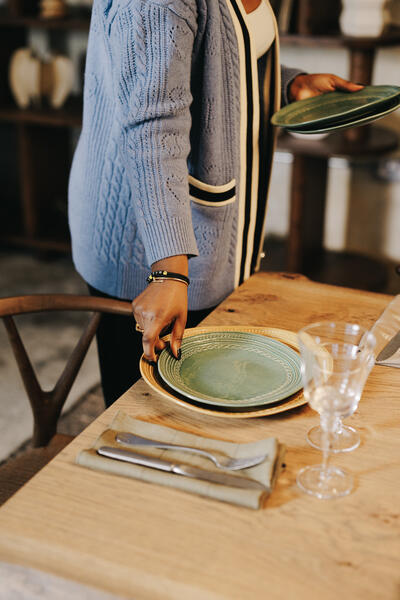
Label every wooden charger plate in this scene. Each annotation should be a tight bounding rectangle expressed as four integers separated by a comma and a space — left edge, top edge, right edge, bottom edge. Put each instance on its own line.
139, 326, 306, 418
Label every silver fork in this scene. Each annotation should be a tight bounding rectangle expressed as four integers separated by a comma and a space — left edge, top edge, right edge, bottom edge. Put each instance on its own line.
115, 432, 268, 471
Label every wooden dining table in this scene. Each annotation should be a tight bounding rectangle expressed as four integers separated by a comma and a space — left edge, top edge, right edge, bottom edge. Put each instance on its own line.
0, 272, 399, 600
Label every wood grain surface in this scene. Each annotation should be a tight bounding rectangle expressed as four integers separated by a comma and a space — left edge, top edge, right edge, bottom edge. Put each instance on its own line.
0, 272, 399, 600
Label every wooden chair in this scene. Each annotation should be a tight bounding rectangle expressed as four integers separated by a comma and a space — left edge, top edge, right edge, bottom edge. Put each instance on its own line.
0, 294, 132, 505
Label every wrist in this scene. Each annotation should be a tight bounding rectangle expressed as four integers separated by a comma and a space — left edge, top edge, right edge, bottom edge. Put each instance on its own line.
288, 73, 308, 103
151, 254, 189, 277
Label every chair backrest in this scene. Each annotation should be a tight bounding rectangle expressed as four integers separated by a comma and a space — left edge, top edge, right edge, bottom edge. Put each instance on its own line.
0, 294, 132, 447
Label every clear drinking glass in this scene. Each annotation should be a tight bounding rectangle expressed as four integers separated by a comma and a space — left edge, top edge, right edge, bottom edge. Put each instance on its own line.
305, 323, 376, 453
297, 322, 375, 499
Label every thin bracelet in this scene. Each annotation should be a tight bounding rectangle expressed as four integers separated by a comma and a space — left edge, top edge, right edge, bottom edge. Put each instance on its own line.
150, 277, 189, 286
147, 271, 190, 286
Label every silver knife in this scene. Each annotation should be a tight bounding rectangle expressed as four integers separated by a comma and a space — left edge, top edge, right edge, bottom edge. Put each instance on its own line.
376, 330, 400, 362
97, 446, 266, 491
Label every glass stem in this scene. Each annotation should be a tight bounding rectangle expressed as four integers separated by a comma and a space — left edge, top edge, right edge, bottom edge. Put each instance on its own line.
332, 417, 343, 440
320, 414, 334, 477
333, 415, 342, 439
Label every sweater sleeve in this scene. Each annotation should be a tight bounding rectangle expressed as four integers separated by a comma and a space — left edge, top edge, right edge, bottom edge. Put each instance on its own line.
280, 64, 307, 106
114, 0, 199, 265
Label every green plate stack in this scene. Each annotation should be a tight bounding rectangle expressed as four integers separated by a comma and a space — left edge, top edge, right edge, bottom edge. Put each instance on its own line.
271, 85, 400, 134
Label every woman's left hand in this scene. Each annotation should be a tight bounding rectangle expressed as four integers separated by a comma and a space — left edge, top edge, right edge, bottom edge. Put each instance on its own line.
289, 73, 364, 102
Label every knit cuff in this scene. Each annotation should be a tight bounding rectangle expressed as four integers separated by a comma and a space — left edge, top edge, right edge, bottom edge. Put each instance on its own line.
281, 66, 307, 106
141, 217, 199, 266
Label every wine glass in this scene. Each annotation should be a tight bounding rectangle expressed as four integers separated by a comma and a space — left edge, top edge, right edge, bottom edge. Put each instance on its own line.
296, 321, 375, 499
306, 323, 376, 453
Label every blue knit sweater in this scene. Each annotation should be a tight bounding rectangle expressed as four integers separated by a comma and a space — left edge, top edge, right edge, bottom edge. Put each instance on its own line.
69, 0, 302, 308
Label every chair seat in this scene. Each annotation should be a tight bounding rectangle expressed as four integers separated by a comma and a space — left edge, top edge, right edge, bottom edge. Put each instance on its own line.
0, 433, 74, 506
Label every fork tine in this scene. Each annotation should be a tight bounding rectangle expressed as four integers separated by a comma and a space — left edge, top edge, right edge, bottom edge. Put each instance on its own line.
220, 453, 269, 470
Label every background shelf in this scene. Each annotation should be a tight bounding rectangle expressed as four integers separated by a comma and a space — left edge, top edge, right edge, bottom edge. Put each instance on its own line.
0, 99, 83, 128
277, 125, 399, 159
280, 28, 400, 48
0, 15, 90, 30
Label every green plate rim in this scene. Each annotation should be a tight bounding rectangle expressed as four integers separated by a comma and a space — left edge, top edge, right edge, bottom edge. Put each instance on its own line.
157, 331, 302, 408
283, 96, 398, 131
283, 96, 400, 135
271, 85, 400, 128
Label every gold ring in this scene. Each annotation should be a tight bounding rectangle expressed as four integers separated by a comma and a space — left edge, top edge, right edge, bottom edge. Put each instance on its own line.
135, 323, 144, 333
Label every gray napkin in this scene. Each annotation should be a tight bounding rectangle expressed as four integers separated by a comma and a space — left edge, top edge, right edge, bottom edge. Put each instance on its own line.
76, 411, 285, 510
0, 561, 127, 600
371, 294, 400, 368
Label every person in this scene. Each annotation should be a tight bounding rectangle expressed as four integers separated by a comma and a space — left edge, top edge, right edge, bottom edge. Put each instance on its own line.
68, 0, 363, 406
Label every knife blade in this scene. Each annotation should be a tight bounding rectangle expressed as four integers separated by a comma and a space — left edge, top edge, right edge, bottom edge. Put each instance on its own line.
97, 446, 266, 491
376, 330, 400, 362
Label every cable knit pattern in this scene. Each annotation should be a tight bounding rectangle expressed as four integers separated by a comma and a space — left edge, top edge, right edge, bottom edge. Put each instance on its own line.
69, 0, 303, 307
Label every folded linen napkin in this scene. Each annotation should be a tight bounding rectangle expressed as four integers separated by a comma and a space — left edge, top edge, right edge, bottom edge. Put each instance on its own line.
76, 411, 285, 510
0, 561, 126, 600
370, 294, 400, 368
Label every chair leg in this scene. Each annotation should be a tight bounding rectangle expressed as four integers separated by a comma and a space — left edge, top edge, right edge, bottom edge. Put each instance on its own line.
32, 391, 62, 447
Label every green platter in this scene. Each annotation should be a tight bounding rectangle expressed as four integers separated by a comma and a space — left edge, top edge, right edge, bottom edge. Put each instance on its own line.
284, 96, 400, 135
157, 331, 302, 408
271, 85, 400, 129
284, 96, 398, 131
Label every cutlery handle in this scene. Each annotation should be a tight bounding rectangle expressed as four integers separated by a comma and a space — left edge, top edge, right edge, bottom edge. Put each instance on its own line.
97, 446, 174, 471
116, 432, 218, 463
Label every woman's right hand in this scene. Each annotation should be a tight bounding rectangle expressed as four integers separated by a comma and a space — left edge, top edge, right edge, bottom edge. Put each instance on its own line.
132, 279, 188, 362
132, 256, 189, 362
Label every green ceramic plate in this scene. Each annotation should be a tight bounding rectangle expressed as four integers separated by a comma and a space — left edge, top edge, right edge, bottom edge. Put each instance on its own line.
284, 96, 400, 135
157, 331, 302, 408
285, 96, 398, 131
271, 85, 400, 129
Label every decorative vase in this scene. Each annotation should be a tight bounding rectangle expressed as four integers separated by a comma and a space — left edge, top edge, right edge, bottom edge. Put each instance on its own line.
340, 0, 389, 37
9, 48, 41, 109
9, 47, 74, 109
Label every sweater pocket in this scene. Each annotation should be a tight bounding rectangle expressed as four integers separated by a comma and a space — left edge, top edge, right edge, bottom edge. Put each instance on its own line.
188, 174, 236, 206
189, 180, 236, 282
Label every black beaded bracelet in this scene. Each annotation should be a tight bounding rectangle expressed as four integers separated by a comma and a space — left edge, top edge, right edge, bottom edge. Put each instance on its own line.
147, 270, 190, 286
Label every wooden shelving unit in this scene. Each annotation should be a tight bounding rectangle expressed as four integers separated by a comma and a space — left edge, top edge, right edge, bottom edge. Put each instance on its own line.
0, 3, 90, 253
0, 14, 90, 30
280, 28, 400, 48
282, 28, 400, 84
0, 97, 83, 127
277, 29, 400, 287
277, 126, 398, 159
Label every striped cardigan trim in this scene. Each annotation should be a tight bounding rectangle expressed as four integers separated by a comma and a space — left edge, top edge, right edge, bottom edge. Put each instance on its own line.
225, 0, 280, 285
188, 175, 236, 206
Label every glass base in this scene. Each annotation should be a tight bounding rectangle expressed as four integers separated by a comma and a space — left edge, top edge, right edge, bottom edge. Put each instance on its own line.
307, 425, 360, 453
297, 465, 353, 499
